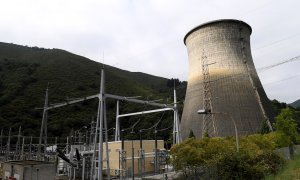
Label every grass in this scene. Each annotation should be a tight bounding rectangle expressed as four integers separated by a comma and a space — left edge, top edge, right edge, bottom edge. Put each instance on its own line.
265, 154, 300, 180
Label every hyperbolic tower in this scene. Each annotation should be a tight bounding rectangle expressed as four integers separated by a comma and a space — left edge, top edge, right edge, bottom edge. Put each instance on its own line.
181, 19, 274, 139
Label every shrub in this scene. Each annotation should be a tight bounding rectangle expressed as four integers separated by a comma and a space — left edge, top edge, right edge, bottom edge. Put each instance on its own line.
170, 136, 284, 179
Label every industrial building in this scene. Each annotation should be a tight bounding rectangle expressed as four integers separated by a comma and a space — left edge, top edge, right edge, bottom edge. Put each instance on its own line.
102, 140, 165, 177
181, 19, 274, 139
1, 160, 56, 180
56, 140, 165, 179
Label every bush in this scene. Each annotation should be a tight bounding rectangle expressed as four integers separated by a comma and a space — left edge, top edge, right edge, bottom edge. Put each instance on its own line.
170, 137, 284, 179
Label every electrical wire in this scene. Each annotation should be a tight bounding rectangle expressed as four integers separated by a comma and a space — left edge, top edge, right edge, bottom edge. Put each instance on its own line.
263, 74, 300, 86
139, 110, 166, 132
257, 55, 300, 72
121, 96, 150, 133
253, 33, 300, 51
157, 125, 173, 132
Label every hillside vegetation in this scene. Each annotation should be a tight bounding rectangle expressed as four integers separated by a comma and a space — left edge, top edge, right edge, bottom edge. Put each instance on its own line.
0, 42, 186, 140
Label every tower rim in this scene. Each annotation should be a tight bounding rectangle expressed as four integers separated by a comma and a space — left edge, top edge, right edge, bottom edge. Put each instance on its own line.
183, 19, 252, 45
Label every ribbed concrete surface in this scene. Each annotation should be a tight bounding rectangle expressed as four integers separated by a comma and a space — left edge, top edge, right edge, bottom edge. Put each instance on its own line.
181, 19, 274, 139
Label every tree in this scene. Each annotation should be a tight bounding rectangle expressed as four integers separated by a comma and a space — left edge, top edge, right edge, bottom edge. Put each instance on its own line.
275, 108, 298, 144
188, 129, 195, 138
259, 119, 271, 134
167, 78, 181, 88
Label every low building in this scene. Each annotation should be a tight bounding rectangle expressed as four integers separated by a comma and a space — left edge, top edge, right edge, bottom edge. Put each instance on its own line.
61, 140, 166, 179
1, 160, 56, 180
102, 140, 165, 177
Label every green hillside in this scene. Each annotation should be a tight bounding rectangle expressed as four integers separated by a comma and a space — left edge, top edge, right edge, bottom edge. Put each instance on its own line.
0, 42, 186, 140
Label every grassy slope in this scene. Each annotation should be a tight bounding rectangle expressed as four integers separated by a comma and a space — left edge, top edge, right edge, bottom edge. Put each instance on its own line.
265, 155, 300, 180
0, 42, 185, 139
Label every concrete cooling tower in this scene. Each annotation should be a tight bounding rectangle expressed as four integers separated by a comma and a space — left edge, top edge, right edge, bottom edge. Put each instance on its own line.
181, 19, 274, 139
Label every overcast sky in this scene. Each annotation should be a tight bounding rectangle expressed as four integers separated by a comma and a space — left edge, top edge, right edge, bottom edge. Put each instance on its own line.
0, 0, 299, 103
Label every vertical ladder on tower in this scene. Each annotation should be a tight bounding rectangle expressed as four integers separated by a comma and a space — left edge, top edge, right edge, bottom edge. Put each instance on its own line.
201, 50, 217, 137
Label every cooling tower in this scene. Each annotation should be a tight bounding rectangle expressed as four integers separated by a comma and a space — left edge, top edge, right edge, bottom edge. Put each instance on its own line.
181, 19, 274, 139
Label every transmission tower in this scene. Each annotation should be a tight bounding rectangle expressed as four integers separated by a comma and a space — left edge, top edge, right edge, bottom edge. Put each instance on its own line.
201, 50, 217, 137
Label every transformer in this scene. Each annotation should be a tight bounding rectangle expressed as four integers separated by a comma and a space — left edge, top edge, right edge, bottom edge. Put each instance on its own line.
181, 19, 274, 139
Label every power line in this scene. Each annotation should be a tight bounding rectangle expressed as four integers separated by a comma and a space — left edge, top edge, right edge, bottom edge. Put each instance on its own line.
263, 74, 300, 86
258, 55, 300, 72
253, 33, 300, 51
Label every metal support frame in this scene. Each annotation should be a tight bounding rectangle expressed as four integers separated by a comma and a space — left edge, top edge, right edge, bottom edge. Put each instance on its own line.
35, 68, 181, 179
38, 86, 48, 159
115, 100, 120, 141
201, 50, 217, 137
198, 110, 239, 152
21, 137, 25, 160
16, 126, 21, 159
6, 128, 11, 161
154, 130, 158, 175
137, 148, 144, 178
91, 69, 111, 180
131, 134, 135, 179
114, 102, 180, 144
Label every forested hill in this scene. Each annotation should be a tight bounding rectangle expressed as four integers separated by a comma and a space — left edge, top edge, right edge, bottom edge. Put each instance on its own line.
0, 42, 186, 138
290, 99, 300, 109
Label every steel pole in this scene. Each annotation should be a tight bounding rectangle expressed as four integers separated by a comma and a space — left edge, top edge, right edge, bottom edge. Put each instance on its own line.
38, 86, 48, 160
103, 102, 111, 179
139, 131, 143, 177
216, 112, 239, 152
6, 128, 11, 160
228, 114, 239, 153
131, 137, 134, 180
154, 130, 158, 175
115, 100, 120, 141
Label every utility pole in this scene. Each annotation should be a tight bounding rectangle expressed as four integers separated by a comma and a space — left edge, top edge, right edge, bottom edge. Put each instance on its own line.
115, 100, 120, 141
91, 68, 110, 180
6, 128, 11, 161
173, 86, 180, 144
103, 95, 111, 179
16, 126, 22, 159
38, 85, 49, 159
138, 131, 142, 177
21, 137, 25, 160
29, 136, 32, 159
97, 69, 104, 180
131, 131, 135, 180
154, 129, 158, 175
89, 120, 94, 146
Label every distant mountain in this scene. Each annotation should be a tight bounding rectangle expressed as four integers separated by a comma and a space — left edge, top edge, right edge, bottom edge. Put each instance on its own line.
0, 42, 186, 139
290, 99, 300, 109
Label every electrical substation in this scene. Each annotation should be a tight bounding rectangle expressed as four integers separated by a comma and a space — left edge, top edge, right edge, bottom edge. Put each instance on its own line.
0, 19, 299, 180
0, 68, 180, 180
